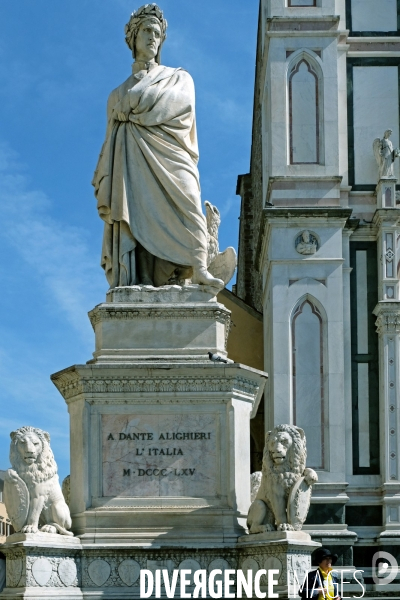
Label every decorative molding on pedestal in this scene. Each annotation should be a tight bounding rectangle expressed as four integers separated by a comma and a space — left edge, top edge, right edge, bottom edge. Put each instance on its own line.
51, 365, 263, 404
1, 533, 82, 599
0, 538, 321, 599
88, 305, 231, 328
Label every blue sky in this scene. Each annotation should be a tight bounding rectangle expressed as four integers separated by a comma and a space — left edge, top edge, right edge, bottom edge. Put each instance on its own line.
0, 1, 258, 479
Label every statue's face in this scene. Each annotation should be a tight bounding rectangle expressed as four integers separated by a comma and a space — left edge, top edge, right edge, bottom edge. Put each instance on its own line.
302, 231, 310, 243
385, 130, 393, 139
17, 433, 42, 464
268, 431, 292, 464
135, 19, 162, 61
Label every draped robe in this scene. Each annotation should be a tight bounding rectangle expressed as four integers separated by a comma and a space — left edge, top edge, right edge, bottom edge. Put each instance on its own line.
92, 65, 208, 287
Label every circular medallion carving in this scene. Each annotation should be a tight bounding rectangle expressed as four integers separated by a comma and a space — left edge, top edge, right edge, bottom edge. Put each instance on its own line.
58, 559, 77, 587
264, 556, 282, 575
88, 559, 111, 587
7, 557, 22, 587
208, 558, 230, 573
118, 559, 140, 586
32, 557, 53, 586
241, 557, 259, 576
178, 559, 201, 586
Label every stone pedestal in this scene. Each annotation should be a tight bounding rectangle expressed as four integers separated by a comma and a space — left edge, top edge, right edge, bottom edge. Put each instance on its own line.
376, 177, 397, 209
0, 533, 82, 600
1, 285, 270, 598
238, 531, 319, 599
51, 285, 267, 548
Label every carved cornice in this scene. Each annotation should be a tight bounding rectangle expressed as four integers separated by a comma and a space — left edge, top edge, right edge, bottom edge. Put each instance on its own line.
376, 313, 400, 335
53, 374, 261, 401
373, 302, 400, 334
88, 306, 231, 330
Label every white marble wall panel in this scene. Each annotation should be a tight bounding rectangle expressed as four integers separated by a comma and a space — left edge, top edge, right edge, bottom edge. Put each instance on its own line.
357, 363, 370, 468
291, 62, 318, 163
264, 37, 339, 176
262, 230, 347, 480
293, 301, 324, 468
351, 0, 398, 31
102, 413, 218, 498
353, 67, 399, 185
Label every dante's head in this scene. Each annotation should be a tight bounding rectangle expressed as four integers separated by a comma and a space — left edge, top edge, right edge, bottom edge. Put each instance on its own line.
125, 4, 167, 63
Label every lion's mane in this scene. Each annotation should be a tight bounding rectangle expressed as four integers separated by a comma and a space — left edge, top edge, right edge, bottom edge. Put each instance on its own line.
10, 426, 58, 485
262, 424, 307, 493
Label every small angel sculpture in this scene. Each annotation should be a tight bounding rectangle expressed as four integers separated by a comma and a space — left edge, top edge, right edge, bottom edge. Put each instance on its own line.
373, 129, 400, 179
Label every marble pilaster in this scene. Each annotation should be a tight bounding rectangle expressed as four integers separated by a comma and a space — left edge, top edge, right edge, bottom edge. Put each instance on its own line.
373, 302, 400, 539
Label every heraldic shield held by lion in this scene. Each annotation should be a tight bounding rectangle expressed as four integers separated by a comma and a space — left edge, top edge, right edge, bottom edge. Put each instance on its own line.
3, 426, 73, 536
247, 424, 318, 533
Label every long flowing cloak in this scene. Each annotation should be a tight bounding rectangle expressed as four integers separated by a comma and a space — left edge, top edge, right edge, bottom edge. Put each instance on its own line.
92, 65, 208, 288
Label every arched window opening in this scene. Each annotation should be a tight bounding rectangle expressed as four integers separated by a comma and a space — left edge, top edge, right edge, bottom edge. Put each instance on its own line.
289, 58, 320, 164
292, 298, 325, 469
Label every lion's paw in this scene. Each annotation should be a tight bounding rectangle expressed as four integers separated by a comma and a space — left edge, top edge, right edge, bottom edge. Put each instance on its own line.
277, 523, 294, 532
41, 525, 57, 534
22, 525, 38, 534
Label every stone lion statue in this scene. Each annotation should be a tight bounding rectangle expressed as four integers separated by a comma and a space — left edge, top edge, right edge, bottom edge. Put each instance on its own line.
247, 424, 318, 533
3, 426, 73, 536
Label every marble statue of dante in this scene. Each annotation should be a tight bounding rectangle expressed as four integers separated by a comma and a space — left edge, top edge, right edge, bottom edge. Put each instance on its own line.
373, 129, 400, 179
92, 4, 223, 288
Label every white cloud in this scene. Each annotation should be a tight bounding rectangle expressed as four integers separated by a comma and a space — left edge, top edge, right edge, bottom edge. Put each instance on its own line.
0, 141, 104, 338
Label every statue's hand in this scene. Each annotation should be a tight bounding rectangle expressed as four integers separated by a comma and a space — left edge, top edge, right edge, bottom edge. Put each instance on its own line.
113, 96, 131, 122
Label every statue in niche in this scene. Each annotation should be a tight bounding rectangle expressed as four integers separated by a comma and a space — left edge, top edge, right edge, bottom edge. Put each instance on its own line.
373, 129, 400, 179
247, 425, 318, 533
295, 230, 318, 255
92, 4, 236, 289
3, 426, 73, 536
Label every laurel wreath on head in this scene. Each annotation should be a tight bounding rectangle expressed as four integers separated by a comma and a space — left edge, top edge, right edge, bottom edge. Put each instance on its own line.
125, 3, 168, 52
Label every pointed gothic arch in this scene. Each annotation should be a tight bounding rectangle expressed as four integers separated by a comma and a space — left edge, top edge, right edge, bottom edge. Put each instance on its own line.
287, 51, 324, 165
291, 295, 327, 469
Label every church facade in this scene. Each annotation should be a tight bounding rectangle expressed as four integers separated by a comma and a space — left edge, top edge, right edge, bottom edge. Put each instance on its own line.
236, 0, 400, 580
